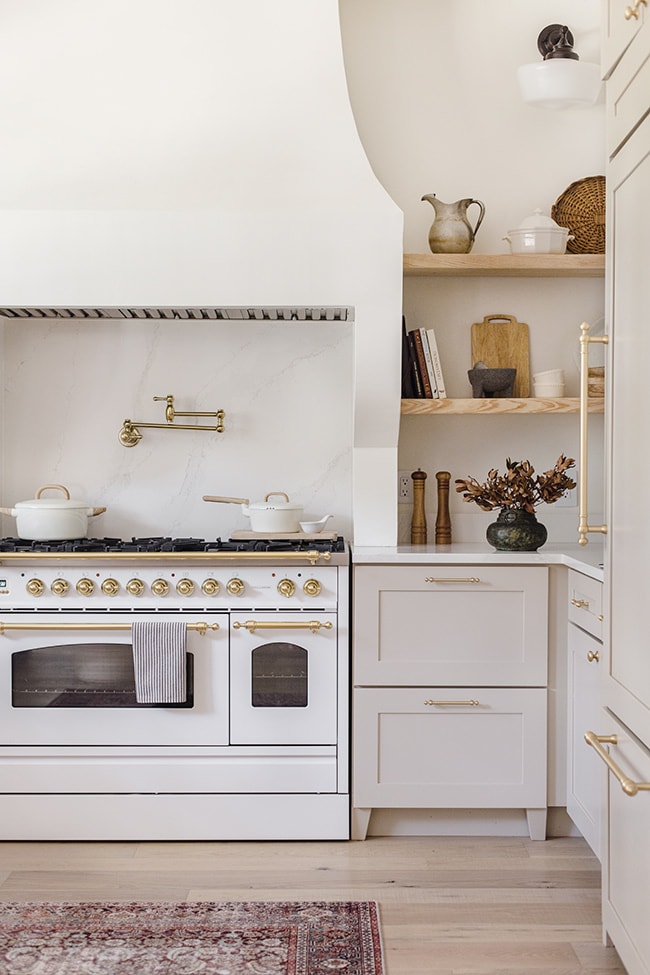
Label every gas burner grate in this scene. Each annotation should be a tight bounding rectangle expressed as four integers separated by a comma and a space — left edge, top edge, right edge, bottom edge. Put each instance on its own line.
0, 535, 346, 554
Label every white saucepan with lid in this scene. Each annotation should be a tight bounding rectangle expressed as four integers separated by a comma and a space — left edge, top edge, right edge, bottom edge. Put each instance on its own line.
203, 491, 304, 533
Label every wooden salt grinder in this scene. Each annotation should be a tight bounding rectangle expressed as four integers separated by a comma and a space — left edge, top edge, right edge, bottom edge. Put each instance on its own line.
435, 470, 452, 545
411, 469, 427, 544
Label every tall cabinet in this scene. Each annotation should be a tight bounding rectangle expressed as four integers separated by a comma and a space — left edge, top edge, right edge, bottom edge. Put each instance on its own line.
593, 4, 650, 974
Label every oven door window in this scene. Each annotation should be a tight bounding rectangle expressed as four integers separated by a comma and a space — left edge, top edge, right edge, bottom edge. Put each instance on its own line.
12, 643, 194, 708
251, 642, 307, 708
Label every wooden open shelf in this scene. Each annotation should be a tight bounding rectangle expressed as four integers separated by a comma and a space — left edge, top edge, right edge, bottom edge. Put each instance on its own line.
403, 253, 605, 278
401, 397, 605, 415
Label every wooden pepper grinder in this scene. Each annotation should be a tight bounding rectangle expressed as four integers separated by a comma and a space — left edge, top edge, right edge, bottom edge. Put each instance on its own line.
435, 470, 452, 545
411, 469, 427, 544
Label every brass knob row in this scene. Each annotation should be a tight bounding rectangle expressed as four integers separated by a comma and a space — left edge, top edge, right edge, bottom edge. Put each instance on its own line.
25, 576, 323, 598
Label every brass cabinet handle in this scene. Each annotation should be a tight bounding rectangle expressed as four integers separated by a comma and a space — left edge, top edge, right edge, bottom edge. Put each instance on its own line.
584, 731, 650, 796
578, 322, 609, 545
625, 0, 647, 19
424, 699, 480, 707
233, 619, 333, 633
586, 650, 600, 662
571, 597, 590, 608
424, 577, 480, 584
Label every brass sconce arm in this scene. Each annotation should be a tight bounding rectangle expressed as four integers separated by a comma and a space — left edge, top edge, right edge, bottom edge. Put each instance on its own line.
119, 394, 225, 447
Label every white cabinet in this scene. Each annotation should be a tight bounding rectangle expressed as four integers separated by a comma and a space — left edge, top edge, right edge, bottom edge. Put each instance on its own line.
352, 564, 549, 841
566, 570, 603, 858
602, 0, 646, 79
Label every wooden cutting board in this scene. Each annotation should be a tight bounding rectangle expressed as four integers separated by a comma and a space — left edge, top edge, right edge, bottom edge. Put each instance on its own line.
470, 314, 530, 397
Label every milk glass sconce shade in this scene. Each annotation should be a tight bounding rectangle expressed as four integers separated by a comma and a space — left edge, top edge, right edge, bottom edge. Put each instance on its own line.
517, 24, 602, 109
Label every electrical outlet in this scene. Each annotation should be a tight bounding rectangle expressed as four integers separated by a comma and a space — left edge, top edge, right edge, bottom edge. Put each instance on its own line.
398, 471, 412, 504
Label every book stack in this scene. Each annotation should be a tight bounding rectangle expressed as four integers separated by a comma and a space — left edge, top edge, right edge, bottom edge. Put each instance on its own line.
401, 318, 446, 399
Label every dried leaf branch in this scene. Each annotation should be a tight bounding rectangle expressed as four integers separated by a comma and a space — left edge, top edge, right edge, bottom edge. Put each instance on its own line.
455, 455, 576, 513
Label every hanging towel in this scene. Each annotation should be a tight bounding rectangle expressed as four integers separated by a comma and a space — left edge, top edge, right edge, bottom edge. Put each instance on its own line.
132, 620, 187, 704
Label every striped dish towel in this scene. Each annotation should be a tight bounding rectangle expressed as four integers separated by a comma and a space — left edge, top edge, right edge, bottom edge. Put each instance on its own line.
132, 620, 187, 704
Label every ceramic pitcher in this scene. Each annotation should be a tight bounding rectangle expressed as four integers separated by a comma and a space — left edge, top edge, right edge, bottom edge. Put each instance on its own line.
421, 194, 486, 254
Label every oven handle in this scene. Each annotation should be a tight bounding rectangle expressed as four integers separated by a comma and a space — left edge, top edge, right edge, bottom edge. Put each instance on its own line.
0, 622, 219, 635
233, 620, 333, 634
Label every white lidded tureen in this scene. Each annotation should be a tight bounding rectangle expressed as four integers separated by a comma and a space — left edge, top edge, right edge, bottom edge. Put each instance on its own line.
504, 209, 574, 255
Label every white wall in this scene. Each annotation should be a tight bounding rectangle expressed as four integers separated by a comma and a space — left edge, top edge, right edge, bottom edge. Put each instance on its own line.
340, 0, 606, 544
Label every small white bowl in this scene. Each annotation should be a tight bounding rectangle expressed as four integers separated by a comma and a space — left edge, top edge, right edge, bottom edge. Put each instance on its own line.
534, 382, 565, 398
299, 515, 332, 534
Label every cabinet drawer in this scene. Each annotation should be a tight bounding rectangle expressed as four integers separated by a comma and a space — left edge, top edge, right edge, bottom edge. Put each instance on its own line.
599, 712, 650, 975
353, 686, 547, 809
353, 565, 548, 686
568, 569, 603, 639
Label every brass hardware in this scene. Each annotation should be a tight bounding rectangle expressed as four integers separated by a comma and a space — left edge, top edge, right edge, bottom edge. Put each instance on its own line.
119, 394, 225, 447
0, 550, 332, 565
277, 578, 296, 598
233, 619, 333, 633
598, 614, 604, 621
76, 578, 95, 596
201, 578, 220, 596
571, 598, 590, 608
226, 577, 245, 596
176, 578, 195, 597
585, 730, 650, 796
579, 322, 609, 545
424, 577, 480, 584
0, 621, 219, 635
625, 0, 647, 19
101, 578, 120, 596
424, 699, 480, 706
151, 578, 169, 597
51, 578, 70, 597
26, 578, 44, 596
303, 579, 321, 597
126, 578, 145, 596
587, 650, 600, 662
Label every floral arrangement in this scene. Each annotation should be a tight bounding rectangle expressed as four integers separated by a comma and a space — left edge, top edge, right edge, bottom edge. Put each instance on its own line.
455, 455, 576, 514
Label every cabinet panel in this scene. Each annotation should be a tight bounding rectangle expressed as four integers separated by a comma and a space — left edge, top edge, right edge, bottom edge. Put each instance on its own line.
567, 623, 603, 858
568, 569, 604, 639
601, 713, 650, 975
607, 26, 650, 155
353, 686, 546, 809
354, 566, 548, 686
602, 0, 646, 80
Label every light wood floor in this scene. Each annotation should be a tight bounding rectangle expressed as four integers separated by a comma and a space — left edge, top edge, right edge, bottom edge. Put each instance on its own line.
0, 835, 626, 975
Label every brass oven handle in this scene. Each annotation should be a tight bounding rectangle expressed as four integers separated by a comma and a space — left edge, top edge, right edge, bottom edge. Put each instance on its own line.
233, 620, 333, 633
579, 322, 609, 545
0, 550, 332, 566
0, 622, 219, 635
584, 731, 650, 796
424, 699, 480, 707
424, 577, 480, 584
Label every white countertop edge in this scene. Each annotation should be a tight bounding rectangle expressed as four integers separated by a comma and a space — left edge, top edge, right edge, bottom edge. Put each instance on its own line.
351, 543, 604, 581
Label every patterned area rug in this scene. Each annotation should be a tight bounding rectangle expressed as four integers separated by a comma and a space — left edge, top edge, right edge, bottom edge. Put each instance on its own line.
0, 900, 384, 974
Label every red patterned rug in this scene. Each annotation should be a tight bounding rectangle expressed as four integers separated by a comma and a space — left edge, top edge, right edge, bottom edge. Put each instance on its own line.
0, 900, 384, 974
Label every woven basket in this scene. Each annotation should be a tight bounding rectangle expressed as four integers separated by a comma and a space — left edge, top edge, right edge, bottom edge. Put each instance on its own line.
551, 175, 606, 254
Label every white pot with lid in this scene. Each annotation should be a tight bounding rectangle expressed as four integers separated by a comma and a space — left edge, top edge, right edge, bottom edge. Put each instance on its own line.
504, 209, 574, 254
0, 484, 107, 540
203, 491, 305, 533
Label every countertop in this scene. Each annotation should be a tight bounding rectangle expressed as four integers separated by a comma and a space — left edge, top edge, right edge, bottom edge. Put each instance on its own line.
351, 542, 604, 581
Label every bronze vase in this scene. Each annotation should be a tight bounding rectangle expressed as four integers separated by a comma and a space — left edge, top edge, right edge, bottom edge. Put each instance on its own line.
486, 508, 547, 552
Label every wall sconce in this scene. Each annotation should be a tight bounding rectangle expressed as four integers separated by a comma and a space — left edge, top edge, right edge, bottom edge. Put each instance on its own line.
517, 24, 601, 109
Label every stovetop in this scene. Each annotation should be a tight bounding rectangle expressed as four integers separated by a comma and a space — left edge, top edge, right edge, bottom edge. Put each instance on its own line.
0, 536, 346, 555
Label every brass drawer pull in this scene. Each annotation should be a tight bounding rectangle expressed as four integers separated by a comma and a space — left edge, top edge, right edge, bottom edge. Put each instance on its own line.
571, 597, 590, 608
586, 650, 600, 663
233, 620, 333, 633
424, 699, 480, 707
625, 0, 647, 19
424, 577, 480, 584
585, 731, 650, 796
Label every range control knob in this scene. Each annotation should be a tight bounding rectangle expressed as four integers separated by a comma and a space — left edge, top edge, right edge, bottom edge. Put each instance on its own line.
26, 578, 44, 597
176, 578, 195, 597
51, 578, 70, 597
101, 578, 120, 597
201, 578, 220, 596
277, 578, 296, 598
76, 578, 95, 597
126, 578, 145, 597
226, 577, 245, 596
151, 578, 169, 597
303, 578, 321, 597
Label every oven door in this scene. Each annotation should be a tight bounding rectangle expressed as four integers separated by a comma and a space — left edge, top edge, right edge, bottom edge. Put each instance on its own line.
0, 612, 228, 745
229, 612, 338, 745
